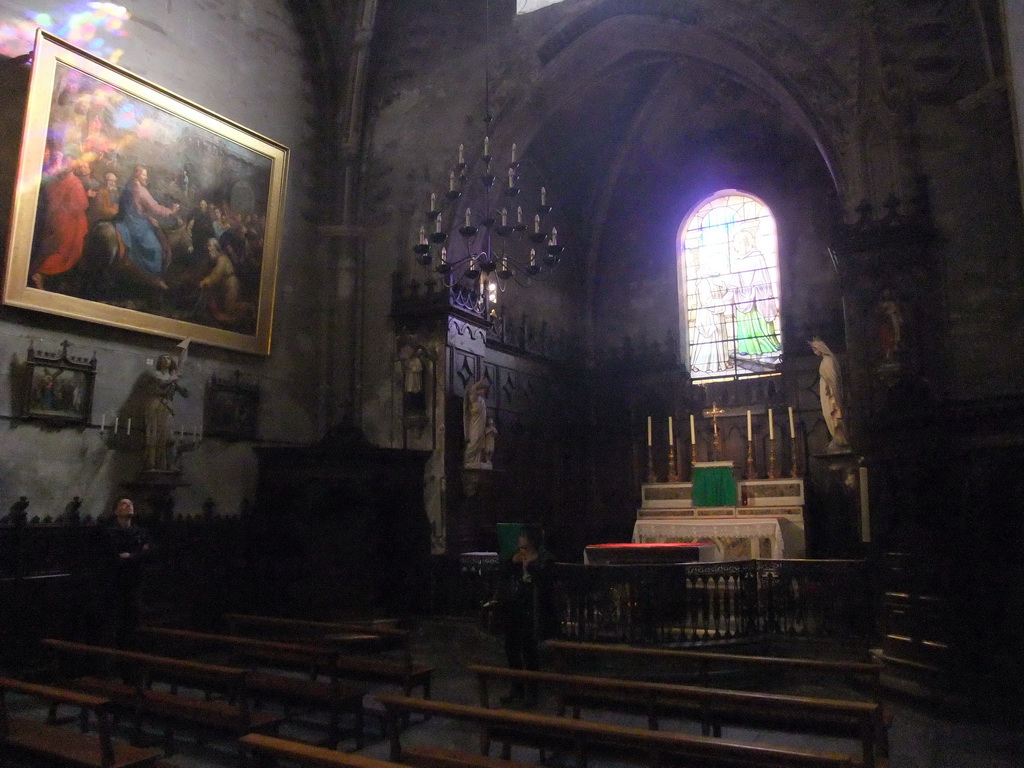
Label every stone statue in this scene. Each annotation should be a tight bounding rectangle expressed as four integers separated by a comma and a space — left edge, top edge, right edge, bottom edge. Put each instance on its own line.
482, 417, 498, 466
463, 378, 490, 467
144, 340, 190, 472
810, 338, 849, 452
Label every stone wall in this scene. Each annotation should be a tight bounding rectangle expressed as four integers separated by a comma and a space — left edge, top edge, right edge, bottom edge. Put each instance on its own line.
0, 0, 322, 520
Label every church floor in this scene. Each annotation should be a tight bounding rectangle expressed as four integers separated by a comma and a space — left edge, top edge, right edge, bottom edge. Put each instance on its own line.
7, 617, 1022, 768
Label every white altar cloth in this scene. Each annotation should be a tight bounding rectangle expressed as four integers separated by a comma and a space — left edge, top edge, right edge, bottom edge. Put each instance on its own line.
632, 517, 784, 560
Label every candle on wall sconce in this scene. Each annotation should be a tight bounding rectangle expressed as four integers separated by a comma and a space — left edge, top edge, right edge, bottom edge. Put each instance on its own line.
668, 416, 673, 446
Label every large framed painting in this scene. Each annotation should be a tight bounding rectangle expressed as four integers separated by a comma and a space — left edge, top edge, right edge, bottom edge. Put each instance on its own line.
3, 30, 288, 354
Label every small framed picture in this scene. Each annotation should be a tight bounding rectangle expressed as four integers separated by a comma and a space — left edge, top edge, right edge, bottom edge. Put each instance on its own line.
204, 371, 259, 440
22, 340, 96, 424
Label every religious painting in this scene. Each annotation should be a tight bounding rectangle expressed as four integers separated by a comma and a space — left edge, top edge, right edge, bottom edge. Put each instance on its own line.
679, 192, 782, 381
21, 340, 96, 424
204, 371, 259, 440
2, 30, 288, 355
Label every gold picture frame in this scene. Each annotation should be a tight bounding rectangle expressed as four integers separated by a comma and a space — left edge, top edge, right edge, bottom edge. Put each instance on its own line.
3, 30, 288, 355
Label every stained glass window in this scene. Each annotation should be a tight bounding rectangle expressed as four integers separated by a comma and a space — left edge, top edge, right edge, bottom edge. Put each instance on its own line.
680, 192, 782, 381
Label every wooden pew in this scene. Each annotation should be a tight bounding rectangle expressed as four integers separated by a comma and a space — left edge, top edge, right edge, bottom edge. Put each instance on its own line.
374, 693, 873, 768
0, 676, 161, 768
240, 733, 534, 768
223, 613, 413, 662
543, 640, 883, 699
139, 626, 367, 748
469, 664, 887, 768
41, 639, 282, 756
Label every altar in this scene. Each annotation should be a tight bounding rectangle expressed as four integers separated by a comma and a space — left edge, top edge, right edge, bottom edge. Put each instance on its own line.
635, 463, 805, 561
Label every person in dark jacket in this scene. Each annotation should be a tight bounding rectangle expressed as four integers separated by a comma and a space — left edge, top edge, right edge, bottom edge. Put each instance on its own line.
499, 525, 555, 706
105, 498, 152, 648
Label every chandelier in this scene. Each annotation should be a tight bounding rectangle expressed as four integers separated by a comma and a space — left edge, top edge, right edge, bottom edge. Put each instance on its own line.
412, 2, 564, 294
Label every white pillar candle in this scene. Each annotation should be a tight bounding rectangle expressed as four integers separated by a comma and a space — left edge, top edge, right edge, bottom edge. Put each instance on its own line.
126, 418, 131, 436
746, 410, 752, 441
768, 408, 774, 440
689, 414, 696, 444
647, 416, 652, 446
100, 414, 105, 433
114, 417, 119, 434
668, 416, 673, 446
789, 406, 795, 438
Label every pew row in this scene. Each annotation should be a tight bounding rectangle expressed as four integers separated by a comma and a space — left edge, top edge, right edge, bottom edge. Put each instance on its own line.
374, 693, 880, 768
223, 613, 413, 663
240, 733, 534, 768
176, 621, 433, 699
469, 664, 887, 768
0, 676, 161, 768
41, 639, 282, 756
543, 640, 883, 699
139, 626, 367, 748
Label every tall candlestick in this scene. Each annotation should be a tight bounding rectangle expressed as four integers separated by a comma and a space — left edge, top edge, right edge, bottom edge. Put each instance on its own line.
647, 416, 652, 446
746, 410, 752, 441
788, 406, 795, 438
768, 408, 774, 440
668, 416, 673, 446
689, 414, 696, 444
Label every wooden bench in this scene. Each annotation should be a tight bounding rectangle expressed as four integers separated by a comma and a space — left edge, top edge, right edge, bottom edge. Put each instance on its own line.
41, 639, 282, 756
139, 626, 366, 747
224, 613, 413, 663
543, 640, 884, 700
239, 734, 533, 768
215, 619, 433, 698
469, 664, 887, 768
0, 676, 160, 768
374, 693, 873, 768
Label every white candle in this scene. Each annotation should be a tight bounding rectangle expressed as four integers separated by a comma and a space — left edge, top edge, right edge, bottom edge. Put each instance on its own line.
540, 186, 546, 206
511, 142, 517, 163
430, 192, 436, 211
689, 414, 696, 444
100, 414, 105, 433
788, 406, 795, 438
668, 416, 673, 446
126, 418, 131, 436
647, 416, 652, 447
449, 170, 455, 191
458, 144, 464, 164
768, 408, 774, 440
114, 417, 119, 434
534, 214, 540, 233
746, 410, 752, 442
483, 136, 489, 156
550, 227, 558, 245
465, 208, 471, 227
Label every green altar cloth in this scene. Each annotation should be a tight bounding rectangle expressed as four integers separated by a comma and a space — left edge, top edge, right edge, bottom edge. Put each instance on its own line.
692, 462, 737, 507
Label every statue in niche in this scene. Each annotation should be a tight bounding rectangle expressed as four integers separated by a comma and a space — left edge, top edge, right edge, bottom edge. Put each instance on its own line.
463, 378, 491, 468
877, 289, 904, 362
144, 340, 190, 472
398, 344, 427, 413
482, 417, 498, 466
810, 338, 850, 452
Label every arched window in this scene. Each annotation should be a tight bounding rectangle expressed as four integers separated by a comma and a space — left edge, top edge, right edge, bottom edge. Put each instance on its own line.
679, 192, 782, 381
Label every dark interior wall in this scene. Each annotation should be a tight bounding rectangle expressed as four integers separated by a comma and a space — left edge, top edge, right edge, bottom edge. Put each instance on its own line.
0, 0, 326, 518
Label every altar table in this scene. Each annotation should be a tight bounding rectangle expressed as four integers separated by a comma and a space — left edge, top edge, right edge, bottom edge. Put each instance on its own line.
583, 542, 716, 565
632, 517, 783, 560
